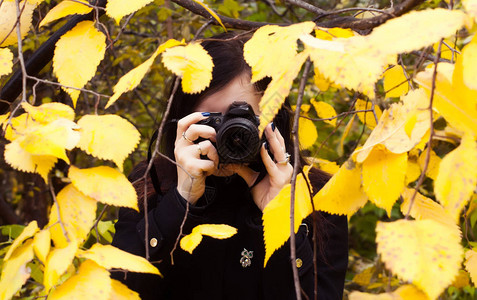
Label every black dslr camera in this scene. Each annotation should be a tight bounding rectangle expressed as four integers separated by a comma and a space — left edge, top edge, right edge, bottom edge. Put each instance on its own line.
198, 101, 262, 164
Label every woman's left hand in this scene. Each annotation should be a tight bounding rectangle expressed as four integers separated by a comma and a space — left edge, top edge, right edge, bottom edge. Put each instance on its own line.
233, 123, 293, 211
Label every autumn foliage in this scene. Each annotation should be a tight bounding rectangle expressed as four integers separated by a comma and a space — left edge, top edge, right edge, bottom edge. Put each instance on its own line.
0, 0, 477, 299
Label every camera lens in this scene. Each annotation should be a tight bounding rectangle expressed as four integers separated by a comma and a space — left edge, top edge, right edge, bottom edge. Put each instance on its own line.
216, 118, 260, 163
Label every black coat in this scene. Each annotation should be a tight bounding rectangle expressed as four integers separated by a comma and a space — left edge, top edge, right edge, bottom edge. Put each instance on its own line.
111, 174, 348, 300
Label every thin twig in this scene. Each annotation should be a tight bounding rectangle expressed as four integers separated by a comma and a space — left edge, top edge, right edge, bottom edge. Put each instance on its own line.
25, 75, 110, 99
93, 205, 108, 243
285, 0, 326, 15
48, 176, 70, 243
290, 59, 312, 300
15, 0, 28, 103
405, 39, 442, 218
299, 109, 374, 122
315, 7, 393, 20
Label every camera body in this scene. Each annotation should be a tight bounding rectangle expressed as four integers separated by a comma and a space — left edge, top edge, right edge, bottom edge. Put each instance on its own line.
198, 101, 262, 164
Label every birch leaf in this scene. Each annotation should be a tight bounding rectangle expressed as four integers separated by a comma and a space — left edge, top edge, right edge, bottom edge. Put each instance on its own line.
192, 0, 226, 30
76, 115, 140, 171
162, 42, 214, 94
107, 39, 182, 108
106, 0, 154, 24
48, 184, 97, 247
462, 35, 477, 90
314, 160, 368, 216
376, 219, 463, 300
53, 20, 106, 106
0, 0, 36, 47
383, 65, 410, 98
0, 47, 13, 76
180, 224, 237, 254
4, 139, 58, 182
418, 149, 441, 181
310, 99, 337, 126
298, 117, 317, 149
44, 240, 78, 291
21, 102, 75, 124
244, 22, 315, 83
33, 229, 51, 264
2, 113, 35, 141
40, 0, 92, 27
314, 158, 339, 175
355, 99, 382, 129
69, 166, 138, 210
465, 249, 477, 285
110, 279, 141, 300
0, 240, 34, 300
435, 134, 477, 221
78, 244, 160, 275
49, 260, 112, 300
263, 167, 313, 266
362, 145, 407, 215
350, 284, 428, 300
4, 220, 38, 261
400, 188, 455, 228
338, 114, 356, 156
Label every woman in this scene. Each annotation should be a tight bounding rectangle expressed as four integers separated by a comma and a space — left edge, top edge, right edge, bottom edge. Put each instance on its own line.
111, 33, 348, 299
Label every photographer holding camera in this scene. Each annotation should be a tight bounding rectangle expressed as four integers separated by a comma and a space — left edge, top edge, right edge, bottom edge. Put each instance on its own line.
112, 33, 348, 300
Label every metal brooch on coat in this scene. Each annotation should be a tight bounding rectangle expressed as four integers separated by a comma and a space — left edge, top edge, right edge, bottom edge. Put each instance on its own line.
240, 248, 253, 268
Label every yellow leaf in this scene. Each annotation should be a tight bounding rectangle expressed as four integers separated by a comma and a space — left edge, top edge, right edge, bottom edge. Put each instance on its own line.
191, 0, 226, 31
0, 47, 13, 76
463, 0, 477, 20
310, 99, 337, 126
462, 35, 477, 90
44, 240, 78, 291
107, 39, 183, 108
362, 145, 407, 215
418, 148, 441, 181
76, 115, 140, 171
106, 0, 154, 24
78, 244, 160, 275
0, 0, 36, 47
244, 22, 315, 83
258, 51, 308, 133
435, 134, 477, 221
405, 159, 421, 184
298, 117, 317, 149
49, 260, 112, 300
4, 139, 58, 182
19, 118, 80, 163
180, 224, 237, 254
69, 166, 138, 210
452, 270, 470, 288
314, 160, 368, 215
48, 184, 97, 247
313, 158, 339, 175
110, 279, 140, 300
356, 89, 430, 162
350, 284, 429, 300
0, 240, 34, 300
327, 27, 355, 38
376, 219, 463, 300
162, 42, 214, 94
21, 102, 75, 124
338, 114, 356, 156
400, 188, 455, 228
465, 249, 477, 285
53, 21, 106, 106
4, 220, 38, 260
352, 266, 374, 287
33, 229, 51, 264
40, 0, 92, 27
355, 99, 382, 129
415, 62, 477, 135
383, 65, 410, 98
262, 167, 313, 266
2, 113, 35, 141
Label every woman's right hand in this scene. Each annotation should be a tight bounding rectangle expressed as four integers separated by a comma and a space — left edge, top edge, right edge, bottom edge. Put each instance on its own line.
175, 112, 219, 205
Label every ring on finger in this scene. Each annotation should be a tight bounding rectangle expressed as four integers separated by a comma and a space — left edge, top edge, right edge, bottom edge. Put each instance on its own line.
276, 152, 291, 165
196, 143, 203, 155
182, 131, 194, 143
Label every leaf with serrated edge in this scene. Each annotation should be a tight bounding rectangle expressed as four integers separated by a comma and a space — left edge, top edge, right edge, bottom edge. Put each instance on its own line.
180, 224, 237, 254
110, 279, 141, 300
33, 229, 51, 264
0, 48, 13, 76
53, 20, 106, 106
0, 0, 36, 47
263, 167, 313, 266
162, 42, 214, 94
77, 115, 140, 171
40, 0, 92, 27
107, 39, 182, 108
106, 0, 153, 24
4, 220, 38, 260
362, 145, 407, 215
376, 219, 463, 300
0, 240, 34, 300
44, 240, 78, 291
21, 102, 75, 124
314, 160, 367, 216
435, 133, 477, 221
78, 244, 160, 275
49, 260, 111, 300
69, 166, 138, 210
180, 231, 203, 254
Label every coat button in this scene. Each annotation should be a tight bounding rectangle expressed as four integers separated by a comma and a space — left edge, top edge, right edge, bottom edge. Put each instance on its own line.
296, 258, 303, 268
150, 238, 158, 248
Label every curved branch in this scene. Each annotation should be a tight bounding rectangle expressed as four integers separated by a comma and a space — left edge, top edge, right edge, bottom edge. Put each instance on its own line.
285, 0, 326, 15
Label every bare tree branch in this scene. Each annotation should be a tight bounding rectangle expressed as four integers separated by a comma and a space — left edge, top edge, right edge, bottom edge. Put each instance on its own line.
285, 0, 326, 15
